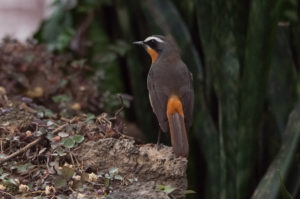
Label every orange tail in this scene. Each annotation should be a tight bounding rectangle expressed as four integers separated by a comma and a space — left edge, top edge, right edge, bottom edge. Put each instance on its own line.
167, 95, 189, 157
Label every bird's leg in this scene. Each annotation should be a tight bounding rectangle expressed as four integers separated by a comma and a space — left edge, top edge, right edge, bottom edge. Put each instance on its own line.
156, 128, 162, 150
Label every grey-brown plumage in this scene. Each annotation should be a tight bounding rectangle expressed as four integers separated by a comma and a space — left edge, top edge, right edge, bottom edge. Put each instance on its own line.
134, 35, 194, 157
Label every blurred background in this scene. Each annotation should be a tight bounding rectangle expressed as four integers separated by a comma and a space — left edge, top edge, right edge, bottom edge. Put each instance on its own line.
0, 0, 299, 198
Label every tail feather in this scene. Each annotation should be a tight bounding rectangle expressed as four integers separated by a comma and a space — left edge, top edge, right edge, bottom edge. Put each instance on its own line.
167, 113, 189, 157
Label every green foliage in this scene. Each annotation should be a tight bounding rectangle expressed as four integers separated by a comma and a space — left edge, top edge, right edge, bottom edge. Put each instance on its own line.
73, 135, 84, 143
280, 174, 294, 199
63, 137, 75, 148
63, 135, 84, 148
52, 94, 71, 103
156, 184, 176, 194
36, 0, 300, 198
39, 0, 75, 52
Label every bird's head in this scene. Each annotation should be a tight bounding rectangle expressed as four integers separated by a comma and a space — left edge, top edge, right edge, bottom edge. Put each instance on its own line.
133, 35, 167, 63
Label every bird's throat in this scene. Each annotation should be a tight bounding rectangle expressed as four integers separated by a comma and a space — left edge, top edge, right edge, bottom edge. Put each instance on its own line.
146, 47, 159, 63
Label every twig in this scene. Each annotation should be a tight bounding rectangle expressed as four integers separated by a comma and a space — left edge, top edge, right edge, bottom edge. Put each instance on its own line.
70, 10, 94, 55
0, 190, 15, 199
52, 117, 80, 134
0, 137, 42, 165
69, 150, 75, 167
110, 94, 126, 120
23, 190, 45, 197
51, 123, 69, 134
0, 138, 3, 153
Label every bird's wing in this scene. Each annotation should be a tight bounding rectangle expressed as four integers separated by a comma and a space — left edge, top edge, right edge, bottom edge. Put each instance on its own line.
180, 68, 194, 130
147, 70, 169, 132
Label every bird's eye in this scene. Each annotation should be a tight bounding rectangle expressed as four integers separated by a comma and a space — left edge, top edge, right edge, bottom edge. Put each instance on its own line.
149, 39, 156, 44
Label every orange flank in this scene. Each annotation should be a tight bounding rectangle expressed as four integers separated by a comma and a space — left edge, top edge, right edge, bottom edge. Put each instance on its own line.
166, 94, 189, 157
146, 47, 159, 63
166, 95, 184, 118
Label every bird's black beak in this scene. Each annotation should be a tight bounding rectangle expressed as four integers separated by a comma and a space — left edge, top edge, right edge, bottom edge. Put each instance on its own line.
133, 41, 144, 46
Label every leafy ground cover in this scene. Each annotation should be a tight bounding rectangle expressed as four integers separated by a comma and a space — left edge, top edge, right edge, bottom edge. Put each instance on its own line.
0, 39, 129, 198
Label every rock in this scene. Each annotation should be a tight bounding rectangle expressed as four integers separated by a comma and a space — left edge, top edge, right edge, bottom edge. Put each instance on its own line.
76, 138, 188, 198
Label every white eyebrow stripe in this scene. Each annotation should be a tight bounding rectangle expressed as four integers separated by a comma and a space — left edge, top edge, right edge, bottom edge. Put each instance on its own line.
144, 36, 164, 43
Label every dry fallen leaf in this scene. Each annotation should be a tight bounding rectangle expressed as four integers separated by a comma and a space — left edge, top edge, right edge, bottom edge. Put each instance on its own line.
52, 136, 61, 142
71, 102, 81, 110
25, 86, 44, 98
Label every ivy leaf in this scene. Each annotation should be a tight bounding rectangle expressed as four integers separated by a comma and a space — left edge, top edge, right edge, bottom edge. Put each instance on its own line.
73, 135, 84, 143
63, 138, 75, 148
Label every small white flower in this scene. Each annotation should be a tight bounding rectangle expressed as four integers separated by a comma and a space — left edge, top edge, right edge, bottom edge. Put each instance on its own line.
63, 163, 73, 168
73, 175, 81, 181
0, 184, 6, 191
19, 184, 29, 192
14, 178, 20, 185
88, 172, 97, 182
45, 185, 56, 195
25, 130, 32, 137
77, 193, 86, 198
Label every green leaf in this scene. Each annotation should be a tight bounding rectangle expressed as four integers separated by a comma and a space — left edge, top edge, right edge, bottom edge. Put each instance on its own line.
73, 135, 84, 143
279, 174, 293, 199
237, 0, 284, 197
63, 138, 75, 148
156, 184, 176, 194
109, 168, 118, 176
0, 168, 3, 174
104, 178, 110, 187
46, 132, 54, 141
8, 178, 19, 186
197, 0, 241, 197
164, 185, 176, 194
58, 79, 67, 88
181, 190, 196, 195
85, 113, 95, 122
114, 175, 123, 181
251, 103, 300, 199
61, 166, 74, 180
156, 184, 165, 191
0, 173, 9, 180
81, 172, 89, 182
56, 149, 67, 157
52, 94, 71, 103
17, 164, 30, 173
44, 108, 55, 118
2, 180, 18, 192
54, 176, 67, 188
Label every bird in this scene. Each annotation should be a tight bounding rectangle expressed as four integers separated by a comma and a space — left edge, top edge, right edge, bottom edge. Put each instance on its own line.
133, 35, 194, 157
